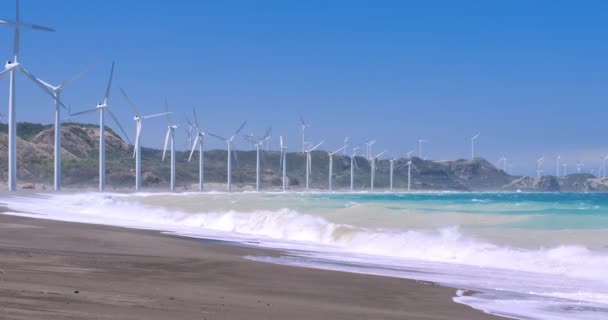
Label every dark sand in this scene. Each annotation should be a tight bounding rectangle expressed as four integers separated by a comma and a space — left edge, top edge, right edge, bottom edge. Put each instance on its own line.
0, 214, 504, 320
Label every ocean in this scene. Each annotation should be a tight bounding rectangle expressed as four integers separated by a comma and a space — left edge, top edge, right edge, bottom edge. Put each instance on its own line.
2, 192, 607, 320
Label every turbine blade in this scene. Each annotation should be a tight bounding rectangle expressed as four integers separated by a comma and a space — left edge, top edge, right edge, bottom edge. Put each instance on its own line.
106, 109, 131, 145
234, 120, 247, 135
263, 127, 272, 140
193, 108, 200, 129
141, 112, 171, 120
188, 135, 200, 162
310, 141, 324, 151
162, 128, 171, 161
120, 87, 140, 116
57, 67, 88, 91
18, 66, 68, 109
103, 61, 115, 104
208, 133, 227, 141
70, 107, 98, 117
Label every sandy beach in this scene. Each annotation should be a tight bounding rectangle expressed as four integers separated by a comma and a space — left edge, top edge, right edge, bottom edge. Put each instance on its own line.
0, 213, 505, 320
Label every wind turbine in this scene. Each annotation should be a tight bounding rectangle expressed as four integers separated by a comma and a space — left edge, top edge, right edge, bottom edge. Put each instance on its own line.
342, 137, 350, 156
300, 115, 311, 153
328, 143, 347, 192
188, 108, 206, 191
160, 100, 179, 192
304, 141, 324, 191
471, 133, 480, 159
603, 155, 608, 178
121, 88, 170, 192
24, 68, 87, 191
369, 150, 386, 192
562, 163, 568, 176
365, 139, 376, 160
280, 136, 287, 191
209, 121, 247, 192
246, 127, 271, 192
418, 137, 427, 158
406, 150, 414, 192
0, 0, 59, 191
536, 156, 545, 178
576, 162, 584, 174
71, 62, 130, 192
350, 146, 360, 191
498, 156, 507, 173
556, 155, 561, 177
389, 156, 398, 192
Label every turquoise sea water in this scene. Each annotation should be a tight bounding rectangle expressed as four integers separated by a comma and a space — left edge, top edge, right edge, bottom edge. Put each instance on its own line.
2, 191, 608, 320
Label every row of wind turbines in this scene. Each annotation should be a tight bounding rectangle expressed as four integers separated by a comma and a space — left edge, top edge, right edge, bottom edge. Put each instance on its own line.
0, 1, 605, 193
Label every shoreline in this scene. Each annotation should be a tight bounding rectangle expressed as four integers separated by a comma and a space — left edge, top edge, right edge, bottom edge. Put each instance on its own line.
0, 213, 505, 320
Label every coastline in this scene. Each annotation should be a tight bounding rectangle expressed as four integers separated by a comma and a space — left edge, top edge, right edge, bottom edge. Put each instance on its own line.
0, 213, 505, 320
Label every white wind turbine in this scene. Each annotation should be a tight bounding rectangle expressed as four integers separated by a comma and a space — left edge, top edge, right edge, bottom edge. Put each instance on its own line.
576, 162, 584, 174
471, 133, 480, 159
160, 100, 179, 192
556, 155, 561, 177
280, 136, 287, 191
71, 62, 130, 192
536, 156, 545, 178
328, 143, 347, 192
246, 127, 271, 192
369, 150, 386, 192
406, 150, 414, 192
188, 108, 206, 191
342, 137, 350, 156
304, 141, 324, 191
418, 137, 427, 158
120, 88, 170, 192
562, 163, 568, 176
603, 155, 608, 178
300, 115, 311, 153
24, 68, 87, 191
498, 156, 507, 173
350, 146, 360, 192
209, 121, 247, 192
0, 0, 61, 191
389, 156, 398, 192
365, 139, 376, 160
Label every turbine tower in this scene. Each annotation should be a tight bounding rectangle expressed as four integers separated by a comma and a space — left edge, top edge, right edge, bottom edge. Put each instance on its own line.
471, 133, 480, 159
71, 62, 130, 192
209, 121, 247, 192
389, 157, 398, 192
369, 150, 386, 192
556, 155, 561, 177
304, 141, 324, 191
406, 151, 414, 192
161, 100, 178, 192
536, 156, 545, 178
23, 69, 86, 191
350, 146, 360, 191
0, 0, 57, 191
418, 137, 427, 158
328, 144, 347, 192
498, 156, 507, 173
603, 155, 608, 178
280, 136, 287, 191
188, 108, 206, 191
300, 115, 311, 153
121, 88, 170, 192
245, 128, 271, 192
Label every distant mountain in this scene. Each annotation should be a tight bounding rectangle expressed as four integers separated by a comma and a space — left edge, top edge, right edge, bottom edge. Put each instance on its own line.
0, 122, 606, 192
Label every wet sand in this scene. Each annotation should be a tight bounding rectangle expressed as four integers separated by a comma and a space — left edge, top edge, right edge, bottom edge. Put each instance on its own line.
0, 214, 504, 320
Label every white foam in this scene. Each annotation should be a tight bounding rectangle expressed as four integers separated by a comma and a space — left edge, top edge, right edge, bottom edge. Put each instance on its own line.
2, 192, 607, 320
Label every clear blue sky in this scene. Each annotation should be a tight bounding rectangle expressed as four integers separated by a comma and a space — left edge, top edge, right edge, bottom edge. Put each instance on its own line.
3, 0, 608, 175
